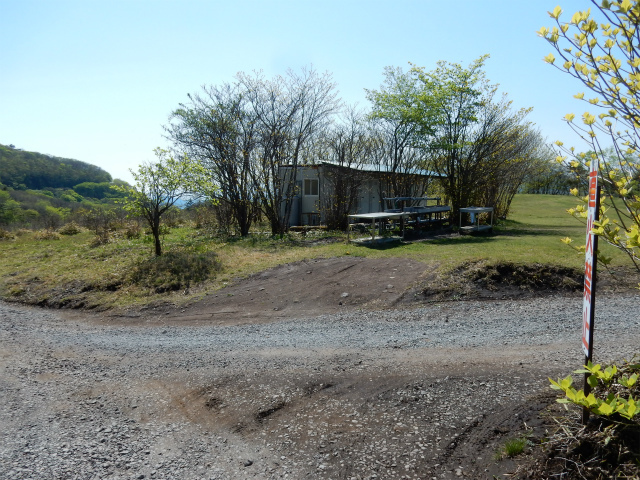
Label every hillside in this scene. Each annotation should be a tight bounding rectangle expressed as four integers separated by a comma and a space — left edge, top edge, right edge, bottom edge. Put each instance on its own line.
0, 144, 111, 190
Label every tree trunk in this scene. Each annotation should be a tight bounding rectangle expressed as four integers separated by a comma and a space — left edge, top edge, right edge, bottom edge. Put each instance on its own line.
152, 212, 162, 256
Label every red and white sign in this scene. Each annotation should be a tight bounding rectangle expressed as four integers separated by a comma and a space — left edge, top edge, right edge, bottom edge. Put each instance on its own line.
582, 161, 599, 357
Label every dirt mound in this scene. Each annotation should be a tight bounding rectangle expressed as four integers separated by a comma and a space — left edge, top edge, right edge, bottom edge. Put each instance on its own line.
419, 261, 585, 302
144, 256, 430, 325
101, 257, 638, 325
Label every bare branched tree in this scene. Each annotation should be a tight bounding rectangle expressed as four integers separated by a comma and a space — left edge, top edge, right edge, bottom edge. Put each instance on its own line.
166, 83, 259, 236
238, 67, 341, 235
316, 107, 372, 230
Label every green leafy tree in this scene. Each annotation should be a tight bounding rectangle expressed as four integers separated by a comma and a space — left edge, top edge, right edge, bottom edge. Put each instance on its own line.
0, 190, 21, 225
117, 148, 214, 256
410, 56, 547, 219
365, 66, 435, 198
73, 182, 124, 200
540, 1, 640, 272
42, 205, 69, 230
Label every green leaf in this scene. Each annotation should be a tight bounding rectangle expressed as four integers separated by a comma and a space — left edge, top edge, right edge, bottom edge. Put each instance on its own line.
620, 373, 638, 387
625, 398, 637, 419
585, 393, 599, 407
594, 402, 614, 416
560, 375, 574, 390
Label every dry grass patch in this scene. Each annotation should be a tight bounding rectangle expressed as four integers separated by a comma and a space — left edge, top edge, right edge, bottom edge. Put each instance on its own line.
33, 229, 62, 240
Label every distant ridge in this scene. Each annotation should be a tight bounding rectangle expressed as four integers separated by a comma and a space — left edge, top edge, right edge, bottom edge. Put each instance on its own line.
0, 143, 112, 190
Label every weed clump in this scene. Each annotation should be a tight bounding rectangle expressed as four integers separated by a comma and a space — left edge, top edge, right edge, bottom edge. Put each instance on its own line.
496, 436, 529, 459
466, 262, 583, 292
128, 250, 221, 293
420, 261, 584, 301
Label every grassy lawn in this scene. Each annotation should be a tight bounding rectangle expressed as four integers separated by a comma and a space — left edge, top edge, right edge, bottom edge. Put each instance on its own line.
0, 194, 631, 310
343, 194, 620, 269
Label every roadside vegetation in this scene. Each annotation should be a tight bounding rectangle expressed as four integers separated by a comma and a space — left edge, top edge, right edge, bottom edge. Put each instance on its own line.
533, 2, 640, 478
0, 194, 634, 312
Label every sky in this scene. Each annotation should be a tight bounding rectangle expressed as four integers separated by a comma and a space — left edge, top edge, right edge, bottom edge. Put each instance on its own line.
1, 0, 593, 184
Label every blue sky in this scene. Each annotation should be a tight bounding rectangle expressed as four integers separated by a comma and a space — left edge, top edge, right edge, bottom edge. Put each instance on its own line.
1, 0, 590, 183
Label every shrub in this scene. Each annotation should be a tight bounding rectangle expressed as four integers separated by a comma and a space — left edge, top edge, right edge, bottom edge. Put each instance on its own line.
34, 229, 62, 240
89, 230, 110, 247
0, 228, 15, 240
547, 359, 640, 478
14, 228, 32, 237
128, 250, 221, 293
124, 222, 142, 239
192, 204, 218, 230
545, 358, 640, 479
550, 360, 639, 421
58, 221, 83, 235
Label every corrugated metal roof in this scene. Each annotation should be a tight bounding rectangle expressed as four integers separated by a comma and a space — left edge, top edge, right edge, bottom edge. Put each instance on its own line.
348, 163, 442, 177
285, 162, 444, 177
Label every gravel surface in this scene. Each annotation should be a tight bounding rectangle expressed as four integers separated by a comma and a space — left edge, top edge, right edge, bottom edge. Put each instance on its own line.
1, 294, 639, 479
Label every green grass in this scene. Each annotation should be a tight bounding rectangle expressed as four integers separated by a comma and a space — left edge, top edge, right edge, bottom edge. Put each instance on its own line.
343, 194, 625, 270
495, 436, 529, 460
0, 194, 632, 310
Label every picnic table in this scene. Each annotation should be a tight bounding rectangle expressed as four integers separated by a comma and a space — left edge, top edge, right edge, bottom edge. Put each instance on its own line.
347, 205, 452, 242
347, 211, 410, 241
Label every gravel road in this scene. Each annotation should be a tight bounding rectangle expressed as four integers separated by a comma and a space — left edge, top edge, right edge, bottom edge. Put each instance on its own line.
1, 294, 638, 479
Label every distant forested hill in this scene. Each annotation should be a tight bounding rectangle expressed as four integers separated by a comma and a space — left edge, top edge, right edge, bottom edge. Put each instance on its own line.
0, 144, 112, 190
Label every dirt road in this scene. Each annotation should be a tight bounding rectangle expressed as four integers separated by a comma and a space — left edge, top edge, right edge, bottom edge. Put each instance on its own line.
1, 282, 638, 479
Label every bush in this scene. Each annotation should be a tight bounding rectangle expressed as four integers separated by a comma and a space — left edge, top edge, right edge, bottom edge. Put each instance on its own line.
58, 221, 83, 235
128, 250, 221, 293
192, 204, 218, 229
34, 229, 62, 240
546, 358, 640, 478
89, 231, 110, 247
123, 221, 141, 239
551, 360, 639, 421
0, 228, 15, 240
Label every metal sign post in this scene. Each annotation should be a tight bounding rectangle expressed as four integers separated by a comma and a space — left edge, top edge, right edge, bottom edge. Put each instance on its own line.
581, 161, 600, 425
